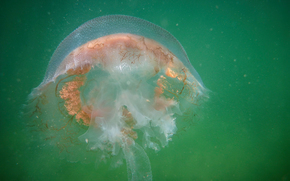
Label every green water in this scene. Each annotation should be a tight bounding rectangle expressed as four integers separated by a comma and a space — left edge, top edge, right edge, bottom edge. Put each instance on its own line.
0, 0, 289, 180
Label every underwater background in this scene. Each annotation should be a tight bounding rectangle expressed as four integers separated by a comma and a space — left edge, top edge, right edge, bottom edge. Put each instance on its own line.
0, 0, 289, 180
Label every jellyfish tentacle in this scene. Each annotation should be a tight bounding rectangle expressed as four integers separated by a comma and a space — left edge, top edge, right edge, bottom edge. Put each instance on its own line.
123, 142, 152, 181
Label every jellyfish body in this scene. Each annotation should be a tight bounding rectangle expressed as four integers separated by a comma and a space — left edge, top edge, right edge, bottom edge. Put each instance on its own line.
26, 15, 206, 181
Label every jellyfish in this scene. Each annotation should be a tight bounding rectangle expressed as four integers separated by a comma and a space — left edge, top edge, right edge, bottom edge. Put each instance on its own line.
25, 15, 207, 181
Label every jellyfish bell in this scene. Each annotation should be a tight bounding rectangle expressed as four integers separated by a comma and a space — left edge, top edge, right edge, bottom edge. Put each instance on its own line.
25, 15, 207, 181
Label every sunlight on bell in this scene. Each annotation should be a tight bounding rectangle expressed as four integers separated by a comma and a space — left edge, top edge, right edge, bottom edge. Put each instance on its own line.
24, 15, 208, 181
